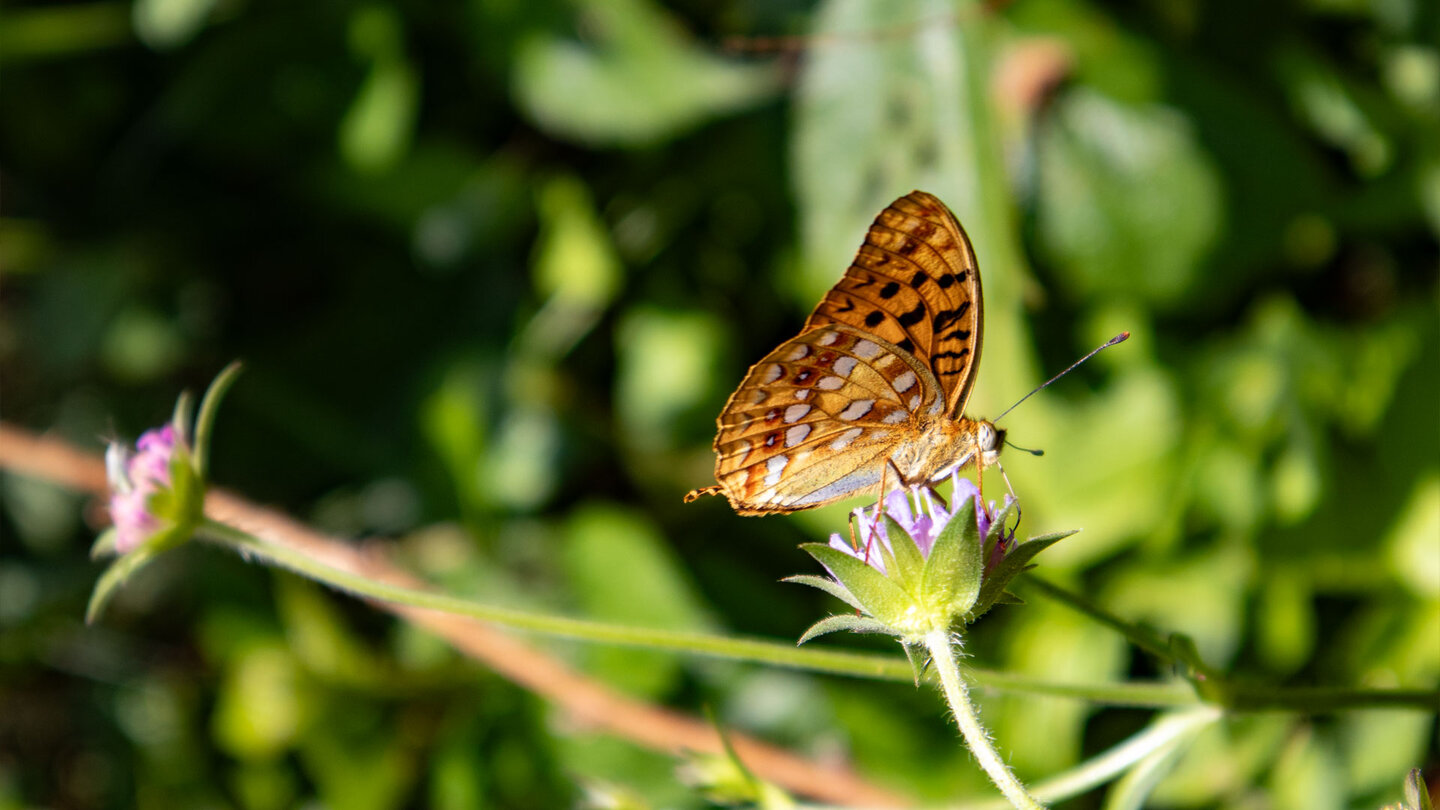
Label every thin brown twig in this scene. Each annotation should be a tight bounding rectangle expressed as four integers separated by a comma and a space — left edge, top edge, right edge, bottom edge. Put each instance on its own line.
0, 422, 910, 807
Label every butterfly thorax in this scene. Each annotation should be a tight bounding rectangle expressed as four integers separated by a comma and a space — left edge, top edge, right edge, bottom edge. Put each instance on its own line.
892, 414, 1004, 485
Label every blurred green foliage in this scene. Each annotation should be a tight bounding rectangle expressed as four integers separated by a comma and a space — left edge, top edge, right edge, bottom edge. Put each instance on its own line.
1, 0, 1436, 807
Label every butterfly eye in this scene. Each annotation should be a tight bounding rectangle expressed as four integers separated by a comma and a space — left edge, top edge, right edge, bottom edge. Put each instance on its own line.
978, 422, 997, 451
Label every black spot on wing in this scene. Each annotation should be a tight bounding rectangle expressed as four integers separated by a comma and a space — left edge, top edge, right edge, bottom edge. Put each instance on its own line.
897, 302, 926, 327
932, 301, 971, 331
932, 348, 971, 362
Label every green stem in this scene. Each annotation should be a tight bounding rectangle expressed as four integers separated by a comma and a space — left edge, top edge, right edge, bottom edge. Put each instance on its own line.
1024, 576, 1440, 714
949, 708, 1220, 810
201, 518, 901, 676
969, 671, 1195, 708
199, 519, 1195, 698
1225, 684, 1440, 713
802, 708, 1221, 810
924, 629, 1045, 810
193, 519, 1438, 713
1022, 708, 1217, 808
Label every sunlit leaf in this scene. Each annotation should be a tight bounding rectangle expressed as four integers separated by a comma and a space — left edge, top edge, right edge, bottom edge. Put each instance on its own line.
513, 0, 777, 146
1035, 88, 1222, 307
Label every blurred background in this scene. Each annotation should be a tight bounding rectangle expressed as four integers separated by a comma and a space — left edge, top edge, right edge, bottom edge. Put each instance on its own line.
1, 0, 1436, 807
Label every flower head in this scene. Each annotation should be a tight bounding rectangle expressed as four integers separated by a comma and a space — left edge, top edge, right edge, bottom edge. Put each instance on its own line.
106, 424, 187, 554
826, 473, 1015, 576
794, 469, 1046, 646
89, 362, 243, 624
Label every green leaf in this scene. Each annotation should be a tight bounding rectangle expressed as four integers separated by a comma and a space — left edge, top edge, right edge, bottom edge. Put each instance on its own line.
781, 574, 864, 612
170, 390, 194, 448
1035, 88, 1222, 308
797, 614, 897, 645
512, 0, 777, 146
0, 4, 131, 62
793, 0, 1016, 309
677, 748, 795, 810
86, 543, 164, 623
420, 362, 490, 522
965, 529, 1076, 623
879, 514, 924, 586
900, 642, 930, 687
214, 637, 309, 760
133, 0, 221, 49
164, 442, 204, 533
801, 543, 912, 623
299, 713, 411, 810
339, 7, 418, 174
563, 504, 712, 697
193, 360, 244, 482
921, 496, 981, 616
526, 175, 624, 358
615, 307, 725, 455
1405, 768, 1433, 810
90, 527, 119, 560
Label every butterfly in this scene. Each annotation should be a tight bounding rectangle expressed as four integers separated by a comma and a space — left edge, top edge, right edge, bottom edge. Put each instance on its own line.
686, 191, 1004, 515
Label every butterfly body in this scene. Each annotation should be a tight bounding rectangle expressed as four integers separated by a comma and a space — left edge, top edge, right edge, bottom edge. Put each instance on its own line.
687, 191, 1001, 515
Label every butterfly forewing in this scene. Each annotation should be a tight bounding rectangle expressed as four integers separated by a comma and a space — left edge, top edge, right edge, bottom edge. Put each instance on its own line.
804, 191, 984, 418
711, 325, 944, 514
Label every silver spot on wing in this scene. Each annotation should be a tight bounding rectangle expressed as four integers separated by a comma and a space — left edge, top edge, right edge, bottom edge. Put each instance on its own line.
764, 455, 788, 486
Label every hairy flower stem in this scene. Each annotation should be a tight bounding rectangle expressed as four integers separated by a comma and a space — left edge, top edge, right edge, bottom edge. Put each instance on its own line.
924, 629, 1046, 810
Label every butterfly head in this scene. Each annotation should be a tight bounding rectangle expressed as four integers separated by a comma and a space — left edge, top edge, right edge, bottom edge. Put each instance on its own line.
976, 420, 1004, 467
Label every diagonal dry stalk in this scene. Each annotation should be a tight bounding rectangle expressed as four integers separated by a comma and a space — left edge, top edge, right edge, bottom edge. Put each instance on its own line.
0, 422, 908, 808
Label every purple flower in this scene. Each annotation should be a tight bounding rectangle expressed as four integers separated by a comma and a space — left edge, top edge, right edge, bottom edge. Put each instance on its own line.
796, 470, 1073, 643
107, 425, 182, 553
827, 472, 1014, 574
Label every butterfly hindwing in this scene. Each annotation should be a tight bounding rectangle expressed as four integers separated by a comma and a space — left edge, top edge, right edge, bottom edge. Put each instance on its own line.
803, 191, 984, 418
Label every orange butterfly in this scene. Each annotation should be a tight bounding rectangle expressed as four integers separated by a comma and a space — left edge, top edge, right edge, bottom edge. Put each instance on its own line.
686, 191, 1003, 515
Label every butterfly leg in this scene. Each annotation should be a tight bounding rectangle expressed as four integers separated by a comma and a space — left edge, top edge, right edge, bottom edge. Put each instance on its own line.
974, 452, 990, 522
994, 459, 1022, 528
865, 460, 902, 568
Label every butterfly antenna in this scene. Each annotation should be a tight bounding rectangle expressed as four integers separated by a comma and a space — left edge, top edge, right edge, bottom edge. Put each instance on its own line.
1004, 440, 1043, 456
993, 332, 1130, 424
